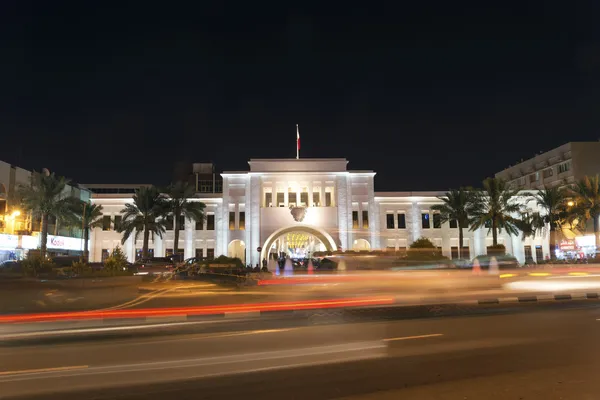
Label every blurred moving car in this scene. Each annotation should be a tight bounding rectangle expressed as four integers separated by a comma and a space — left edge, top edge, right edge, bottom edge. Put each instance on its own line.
0, 259, 22, 272
132, 257, 176, 275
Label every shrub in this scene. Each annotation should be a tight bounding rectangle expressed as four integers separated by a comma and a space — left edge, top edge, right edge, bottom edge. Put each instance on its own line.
410, 237, 436, 249
104, 246, 129, 275
487, 244, 506, 256
71, 260, 90, 275
21, 255, 56, 277
405, 237, 446, 261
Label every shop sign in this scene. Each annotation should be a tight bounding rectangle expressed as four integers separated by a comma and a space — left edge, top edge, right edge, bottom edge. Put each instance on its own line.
0, 234, 18, 249
559, 239, 576, 251
47, 235, 84, 251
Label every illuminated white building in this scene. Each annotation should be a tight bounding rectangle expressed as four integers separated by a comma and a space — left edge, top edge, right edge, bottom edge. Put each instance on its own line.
89, 158, 550, 265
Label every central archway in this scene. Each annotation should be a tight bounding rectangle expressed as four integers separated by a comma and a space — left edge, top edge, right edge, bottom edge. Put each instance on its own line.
260, 225, 338, 262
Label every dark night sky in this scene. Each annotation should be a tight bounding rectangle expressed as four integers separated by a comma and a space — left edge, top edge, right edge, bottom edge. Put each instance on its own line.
0, 1, 599, 190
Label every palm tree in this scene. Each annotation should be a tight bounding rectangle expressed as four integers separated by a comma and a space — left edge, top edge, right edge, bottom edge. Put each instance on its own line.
432, 188, 474, 259
569, 175, 600, 250
118, 186, 168, 259
73, 201, 104, 261
469, 177, 523, 246
163, 182, 206, 261
18, 171, 76, 258
530, 186, 568, 259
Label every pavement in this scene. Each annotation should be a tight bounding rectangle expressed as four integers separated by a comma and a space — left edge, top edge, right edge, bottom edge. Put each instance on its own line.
3, 300, 600, 399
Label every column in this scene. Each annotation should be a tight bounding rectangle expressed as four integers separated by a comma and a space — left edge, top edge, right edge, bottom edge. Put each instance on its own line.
410, 201, 421, 243
511, 234, 524, 264
336, 174, 349, 251
154, 233, 164, 257
184, 217, 194, 260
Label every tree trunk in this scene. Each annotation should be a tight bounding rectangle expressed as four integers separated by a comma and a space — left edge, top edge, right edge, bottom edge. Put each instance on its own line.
142, 227, 150, 259
548, 226, 557, 260
458, 226, 464, 259
83, 227, 90, 262
40, 213, 49, 259
173, 213, 180, 261
492, 219, 498, 247
594, 214, 600, 254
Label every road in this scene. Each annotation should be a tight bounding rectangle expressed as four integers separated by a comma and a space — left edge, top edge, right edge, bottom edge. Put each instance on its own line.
3, 301, 600, 399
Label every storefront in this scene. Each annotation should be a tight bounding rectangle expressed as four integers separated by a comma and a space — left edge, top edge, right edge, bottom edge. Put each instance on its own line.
0, 234, 20, 262
557, 235, 596, 260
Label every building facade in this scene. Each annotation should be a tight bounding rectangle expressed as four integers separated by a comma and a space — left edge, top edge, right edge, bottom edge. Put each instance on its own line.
0, 160, 92, 261
495, 142, 600, 190
89, 158, 549, 265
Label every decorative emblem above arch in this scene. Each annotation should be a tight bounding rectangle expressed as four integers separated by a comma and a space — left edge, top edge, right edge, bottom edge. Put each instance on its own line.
290, 206, 307, 222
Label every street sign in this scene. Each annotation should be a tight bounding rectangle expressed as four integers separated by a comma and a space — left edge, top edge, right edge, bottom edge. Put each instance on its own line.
257, 246, 262, 252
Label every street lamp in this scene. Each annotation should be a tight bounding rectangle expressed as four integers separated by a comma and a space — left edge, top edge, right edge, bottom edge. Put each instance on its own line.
567, 201, 574, 207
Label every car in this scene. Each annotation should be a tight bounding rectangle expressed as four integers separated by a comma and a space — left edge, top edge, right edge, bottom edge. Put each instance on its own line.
0, 260, 22, 272
132, 257, 176, 275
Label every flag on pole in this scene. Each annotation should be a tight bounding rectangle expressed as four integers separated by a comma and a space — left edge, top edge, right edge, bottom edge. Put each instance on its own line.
296, 124, 300, 159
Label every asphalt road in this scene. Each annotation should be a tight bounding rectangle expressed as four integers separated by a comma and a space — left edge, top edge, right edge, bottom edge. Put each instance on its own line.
3, 302, 600, 399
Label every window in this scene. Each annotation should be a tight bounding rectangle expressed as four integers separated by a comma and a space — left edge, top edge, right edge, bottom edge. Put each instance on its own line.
312, 191, 320, 206
288, 188, 296, 207
449, 219, 458, 229
195, 248, 204, 259
362, 210, 369, 229
433, 213, 441, 229
352, 211, 359, 229
529, 174, 537, 183
461, 246, 470, 259
229, 212, 235, 230
300, 189, 308, 207
484, 220, 492, 229
195, 218, 204, 230
114, 216, 122, 231
265, 192, 272, 207
535, 245, 543, 262
206, 215, 215, 230
276, 192, 285, 207
325, 187, 334, 206
524, 245, 533, 262
451, 246, 459, 260
386, 213, 394, 229
165, 216, 174, 230
543, 168, 553, 179
421, 213, 430, 229
178, 215, 185, 230
102, 216, 111, 231
166, 248, 173, 257
239, 212, 245, 230
558, 161, 571, 174
207, 248, 214, 260
101, 249, 110, 261
397, 213, 406, 229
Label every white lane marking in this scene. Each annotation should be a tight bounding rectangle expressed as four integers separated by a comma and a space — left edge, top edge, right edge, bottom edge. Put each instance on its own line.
0, 365, 88, 376
383, 333, 444, 342
0, 341, 386, 383
0, 319, 251, 340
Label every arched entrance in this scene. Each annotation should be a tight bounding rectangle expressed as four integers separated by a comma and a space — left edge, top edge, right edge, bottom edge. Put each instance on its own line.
260, 225, 337, 262
352, 238, 371, 251
228, 240, 246, 263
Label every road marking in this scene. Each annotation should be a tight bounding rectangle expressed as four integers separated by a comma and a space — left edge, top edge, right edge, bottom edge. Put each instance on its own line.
383, 333, 444, 342
0, 365, 88, 376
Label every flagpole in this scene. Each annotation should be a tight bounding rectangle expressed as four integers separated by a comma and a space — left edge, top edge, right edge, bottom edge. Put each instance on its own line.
296, 124, 300, 159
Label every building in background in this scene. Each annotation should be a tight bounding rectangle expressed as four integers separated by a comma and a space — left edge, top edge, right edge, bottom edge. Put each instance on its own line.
90, 158, 548, 265
0, 160, 92, 261
495, 142, 600, 190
